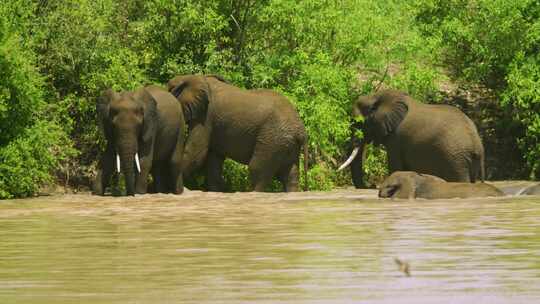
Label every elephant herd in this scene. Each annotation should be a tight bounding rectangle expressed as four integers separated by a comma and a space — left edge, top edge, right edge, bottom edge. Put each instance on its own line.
93, 75, 306, 196
92, 74, 540, 198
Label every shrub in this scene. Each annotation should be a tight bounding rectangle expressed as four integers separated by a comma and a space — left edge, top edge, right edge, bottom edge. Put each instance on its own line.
0, 1, 74, 198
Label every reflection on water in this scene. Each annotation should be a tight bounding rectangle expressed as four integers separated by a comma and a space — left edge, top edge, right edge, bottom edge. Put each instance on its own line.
0, 189, 539, 303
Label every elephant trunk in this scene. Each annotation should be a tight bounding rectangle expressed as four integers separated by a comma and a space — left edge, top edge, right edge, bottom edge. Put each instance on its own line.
116, 134, 139, 196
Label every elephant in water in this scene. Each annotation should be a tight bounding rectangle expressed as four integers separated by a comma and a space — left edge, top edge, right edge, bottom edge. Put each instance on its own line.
167, 74, 307, 192
378, 171, 503, 199
339, 89, 485, 188
93, 85, 186, 196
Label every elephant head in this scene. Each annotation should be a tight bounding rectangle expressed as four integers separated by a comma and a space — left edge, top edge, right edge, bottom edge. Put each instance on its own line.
378, 171, 445, 199
339, 89, 409, 188
97, 88, 157, 195
378, 171, 417, 199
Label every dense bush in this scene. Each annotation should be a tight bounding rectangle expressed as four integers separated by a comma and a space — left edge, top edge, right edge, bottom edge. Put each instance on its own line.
0, 1, 74, 199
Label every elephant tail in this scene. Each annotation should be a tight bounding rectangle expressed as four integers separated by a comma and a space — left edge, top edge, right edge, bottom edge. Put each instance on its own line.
471, 152, 485, 183
302, 137, 309, 191
479, 152, 485, 182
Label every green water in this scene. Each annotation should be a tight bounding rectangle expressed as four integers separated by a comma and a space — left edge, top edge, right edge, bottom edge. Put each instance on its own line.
0, 189, 539, 303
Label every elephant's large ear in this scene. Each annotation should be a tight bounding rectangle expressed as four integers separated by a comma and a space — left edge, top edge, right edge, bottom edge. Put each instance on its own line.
168, 75, 209, 124
139, 88, 158, 145
371, 91, 408, 139
97, 89, 118, 142
168, 78, 188, 99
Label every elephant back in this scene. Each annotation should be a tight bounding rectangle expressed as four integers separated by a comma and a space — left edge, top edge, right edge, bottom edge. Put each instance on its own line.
392, 100, 484, 182
139, 85, 185, 160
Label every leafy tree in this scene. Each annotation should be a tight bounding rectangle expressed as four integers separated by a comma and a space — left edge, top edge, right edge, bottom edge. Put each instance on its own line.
0, 0, 74, 198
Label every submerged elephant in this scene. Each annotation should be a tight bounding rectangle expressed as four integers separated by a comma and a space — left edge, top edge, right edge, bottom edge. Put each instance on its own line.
167, 74, 307, 192
339, 89, 485, 188
92, 85, 186, 196
378, 171, 503, 199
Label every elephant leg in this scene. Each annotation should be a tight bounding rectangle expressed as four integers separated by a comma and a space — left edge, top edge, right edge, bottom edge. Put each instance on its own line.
206, 151, 225, 192
386, 147, 404, 173
135, 154, 153, 194
147, 179, 156, 193
445, 162, 472, 183
168, 132, 185, 194
248, 143, 282, 192
111, 174, 122, 196
93, 146, 115, 195
278, 161, 300, 192
183, 123, 211, 178
152, 161, 171, 193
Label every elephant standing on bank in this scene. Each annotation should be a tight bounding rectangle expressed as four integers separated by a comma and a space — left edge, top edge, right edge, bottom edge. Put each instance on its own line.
167, 74, 307, 192
93, 85, 186, 196
339, 89, 485, 187
379, 171, 503, 199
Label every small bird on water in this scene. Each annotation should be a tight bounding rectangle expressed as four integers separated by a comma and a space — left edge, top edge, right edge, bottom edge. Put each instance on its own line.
394, 258, 411, 277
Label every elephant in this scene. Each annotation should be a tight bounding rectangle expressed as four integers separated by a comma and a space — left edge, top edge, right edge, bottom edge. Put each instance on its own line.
92, 85, 186, 196
166, 74, 307, 192
339, 89, 485, 187
378, 171, 504, 199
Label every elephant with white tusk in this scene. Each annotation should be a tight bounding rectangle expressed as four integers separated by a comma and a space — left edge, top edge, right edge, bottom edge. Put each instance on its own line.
340, 89, 485, 188
93, 85, 186, 196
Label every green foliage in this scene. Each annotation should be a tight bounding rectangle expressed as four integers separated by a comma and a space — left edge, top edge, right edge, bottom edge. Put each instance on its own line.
140, 1, 230, 80
30, 0, 147, 167
0, 121, 75, 199
0, 1, 75, 198
304, 163, 336, 191
503, 53, 540, 178
363, 145, 389, 187
223, 160, 251, 192
413, 0, 533, 87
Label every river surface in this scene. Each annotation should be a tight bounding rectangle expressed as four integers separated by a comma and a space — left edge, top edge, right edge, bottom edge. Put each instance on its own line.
0, 187, 539, 303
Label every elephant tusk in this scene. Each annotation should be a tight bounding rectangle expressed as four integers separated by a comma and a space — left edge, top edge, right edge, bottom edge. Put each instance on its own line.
135, 152, 141, 173
116, 154, 121, 173
338, 147, 360, 171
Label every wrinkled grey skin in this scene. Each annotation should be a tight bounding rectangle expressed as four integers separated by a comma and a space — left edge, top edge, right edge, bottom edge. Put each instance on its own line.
349, 89, 485, 188
167, 74, 307, 192
378, 171, 503, 199
518, 183, 540, 195
92, 85, 185, 196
